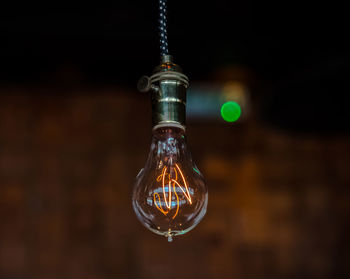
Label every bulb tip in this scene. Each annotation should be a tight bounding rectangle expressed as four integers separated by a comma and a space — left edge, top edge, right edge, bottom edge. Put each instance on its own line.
167, 235, 173, 242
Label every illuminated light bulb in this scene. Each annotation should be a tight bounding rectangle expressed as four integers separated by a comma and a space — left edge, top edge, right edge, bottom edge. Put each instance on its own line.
133, 126, 207, 241
133, 55, 208, 241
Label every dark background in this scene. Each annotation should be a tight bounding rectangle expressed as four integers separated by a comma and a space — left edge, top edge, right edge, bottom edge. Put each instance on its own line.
0, 2, 349, 279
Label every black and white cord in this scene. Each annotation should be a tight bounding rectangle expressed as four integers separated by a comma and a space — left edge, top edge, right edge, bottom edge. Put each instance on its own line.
159, 0, 169, 57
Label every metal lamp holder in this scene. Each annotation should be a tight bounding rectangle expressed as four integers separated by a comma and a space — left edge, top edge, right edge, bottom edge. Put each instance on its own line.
137, 55, 189, 130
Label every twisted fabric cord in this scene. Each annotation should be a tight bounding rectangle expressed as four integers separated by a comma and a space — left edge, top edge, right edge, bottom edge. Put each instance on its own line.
159, 0, 169, 57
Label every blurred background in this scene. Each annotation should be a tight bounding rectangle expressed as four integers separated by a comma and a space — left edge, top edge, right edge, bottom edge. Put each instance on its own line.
0, 2, 349, 279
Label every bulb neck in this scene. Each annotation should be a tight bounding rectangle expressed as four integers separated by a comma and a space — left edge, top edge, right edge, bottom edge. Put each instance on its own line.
153, 122, 186, 131
152, 124, 186, 136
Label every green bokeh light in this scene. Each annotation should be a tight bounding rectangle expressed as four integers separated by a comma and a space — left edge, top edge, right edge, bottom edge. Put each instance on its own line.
220, 101, 241, 122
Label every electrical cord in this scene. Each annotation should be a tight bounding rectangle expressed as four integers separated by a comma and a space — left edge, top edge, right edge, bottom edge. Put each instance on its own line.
159, 0, 169, 57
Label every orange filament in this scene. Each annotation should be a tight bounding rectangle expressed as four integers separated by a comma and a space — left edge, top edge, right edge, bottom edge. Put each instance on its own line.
154, 192, 169, 215
172, 182, 180, 219
175, 164, 192, 204
153, 164, 192, 219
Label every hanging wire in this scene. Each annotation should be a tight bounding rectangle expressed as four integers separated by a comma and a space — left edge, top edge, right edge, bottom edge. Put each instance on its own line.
159, 0, 169, 57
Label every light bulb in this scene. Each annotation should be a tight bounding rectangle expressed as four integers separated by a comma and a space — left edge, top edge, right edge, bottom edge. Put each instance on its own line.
132, 55, 208, 241
133, 125, 207, 241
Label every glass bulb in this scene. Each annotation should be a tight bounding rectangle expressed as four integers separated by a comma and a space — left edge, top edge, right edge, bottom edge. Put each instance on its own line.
132, 126, 208, 241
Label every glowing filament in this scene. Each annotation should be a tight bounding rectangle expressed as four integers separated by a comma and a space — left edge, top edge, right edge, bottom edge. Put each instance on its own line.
153, 164, 192, 219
